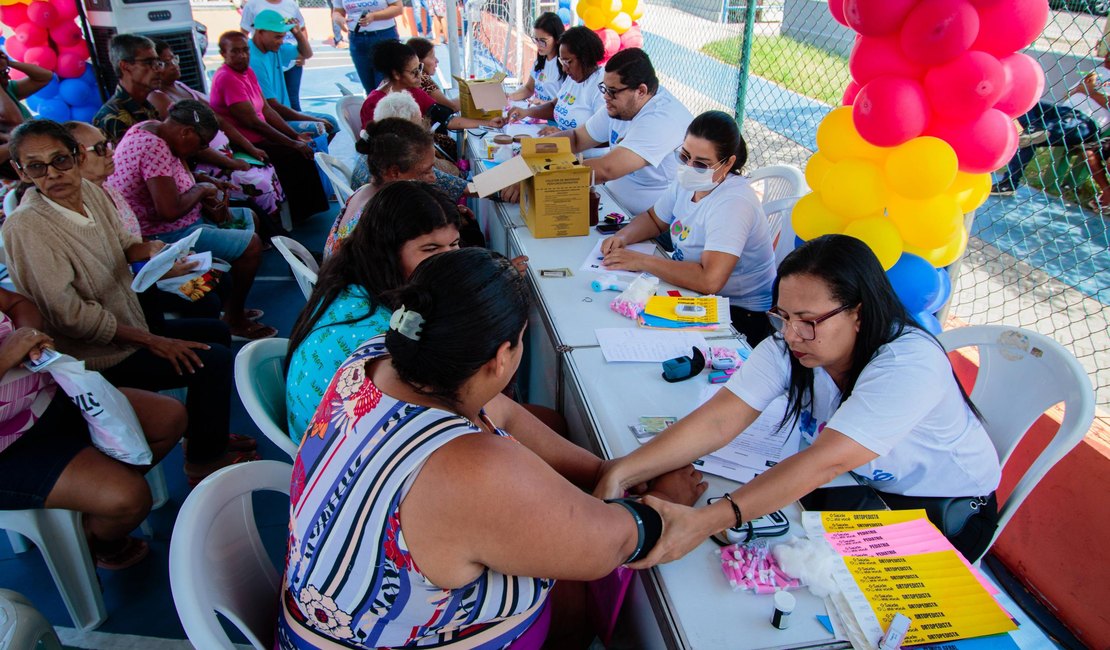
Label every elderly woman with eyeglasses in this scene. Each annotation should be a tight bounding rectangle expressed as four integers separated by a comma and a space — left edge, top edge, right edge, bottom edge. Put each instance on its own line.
1, 119, 258, 485
597, 234, 1003, 563
600, 110, 777, 344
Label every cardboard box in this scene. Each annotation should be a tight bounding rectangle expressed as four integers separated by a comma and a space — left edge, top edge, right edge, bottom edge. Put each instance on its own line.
469, 137, 592, 238
453, 73, 507, 120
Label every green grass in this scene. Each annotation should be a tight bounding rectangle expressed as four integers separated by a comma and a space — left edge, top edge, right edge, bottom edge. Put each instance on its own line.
1024, 146, 1099, 206
701, 33, 852, 107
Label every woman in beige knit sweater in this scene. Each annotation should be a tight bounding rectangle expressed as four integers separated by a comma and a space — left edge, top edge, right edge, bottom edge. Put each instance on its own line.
2, 119, 257, 483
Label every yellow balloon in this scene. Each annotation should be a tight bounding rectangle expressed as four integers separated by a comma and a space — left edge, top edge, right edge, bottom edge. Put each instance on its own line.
577, 2, 591, 19
605, 0, 622, 18
610, 12, 633, 33
621, 0, 637, 12
842, 217, 903, 270
791, 193, 847, 241
820, 158, 888, 219
949, 171, 991, 213
630, 0, 644, 20
887, 193, 963, 250
815, 106, 887, 163
0, 0, 30, 5
583, 8, 607, 30
904, 227, 968, 268
884, 136, 957, 199
804, 153, 834, 196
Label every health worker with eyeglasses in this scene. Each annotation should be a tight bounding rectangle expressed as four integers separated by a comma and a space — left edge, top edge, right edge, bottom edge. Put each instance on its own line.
507, 13, 565, 105
93, 34, 164, 144
600, 111, 776, 344
549, 48, 692, 214
596, 235, 1003, 563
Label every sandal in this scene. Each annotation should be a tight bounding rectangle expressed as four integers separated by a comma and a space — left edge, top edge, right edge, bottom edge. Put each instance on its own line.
93, 537, 149, 571
185, 449, 261, 487
229, 320, 278, 341
1087, 198, 1110, 216
228, 433, 258, 452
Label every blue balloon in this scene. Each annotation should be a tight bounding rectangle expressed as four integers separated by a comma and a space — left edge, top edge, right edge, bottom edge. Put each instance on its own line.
558, 0, 571, 8
924, 268, 952, 314
794, 235, 805, 249
35, 76, 61, 100
70, 103, 100, 123
36, 98, 72, 122
59, 78, 95, 107
24, 93, 43, 112
557, 7, 571, 23
886, 252, 941, 313
914, 311, 942, 335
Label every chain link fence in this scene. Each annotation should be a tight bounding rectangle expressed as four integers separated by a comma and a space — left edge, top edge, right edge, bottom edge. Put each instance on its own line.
469, 0, 1109, 411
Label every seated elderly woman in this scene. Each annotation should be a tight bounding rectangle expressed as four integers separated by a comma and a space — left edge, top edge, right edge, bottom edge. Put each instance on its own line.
105, 99, 274, 339
281, 247, 705, 648
286, 180, 460, 441
0, 287, 185, 569
2, 119, 257, 484
598, 235, 1002, 562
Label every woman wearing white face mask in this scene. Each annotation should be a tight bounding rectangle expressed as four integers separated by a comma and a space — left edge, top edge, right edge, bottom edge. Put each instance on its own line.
600, 110, 777, 344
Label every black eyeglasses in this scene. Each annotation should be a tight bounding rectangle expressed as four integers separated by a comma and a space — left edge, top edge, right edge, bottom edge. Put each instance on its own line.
674, 147, 724, 171
128, 57, 166, 70
16, 153, 77, 179
766, 304, 854, 341
598, 83, 633, 98
85, 140, 113, 157
406, 62, 424, 77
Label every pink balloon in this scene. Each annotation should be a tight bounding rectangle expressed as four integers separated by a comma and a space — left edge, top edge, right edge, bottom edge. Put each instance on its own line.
927, 108, 1018, 174
850, 35, 924, 85
619, 24, 642, 50
994, 52, 1046, 118
842, 79, 861, 105
597, 28, 620, 62
56, 40, 89, 62
55, 52, 86, 79
853, 76, 929, 147
26, 1, 60, 27
0, 3, 28, 27
4, 38, 27, 62
23, 46, 57, 71
829, 0, 848, 27
14, 22, 49, 47
972, 0, 1048, 56
48, 0, 79, 22
899, 0, 979, 66
924, 51, 1005, 122
52, 21, 83, 48
844, 0, 917, 37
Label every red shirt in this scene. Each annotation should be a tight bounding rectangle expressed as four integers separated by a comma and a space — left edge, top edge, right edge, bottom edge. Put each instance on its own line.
359, 87, 437, 129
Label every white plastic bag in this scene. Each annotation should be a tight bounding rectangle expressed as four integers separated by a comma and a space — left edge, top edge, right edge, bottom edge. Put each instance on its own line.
46, 354, 152, 466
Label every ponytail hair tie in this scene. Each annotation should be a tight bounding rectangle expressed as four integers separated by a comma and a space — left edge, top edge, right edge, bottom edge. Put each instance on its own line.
389, 305, 425, 341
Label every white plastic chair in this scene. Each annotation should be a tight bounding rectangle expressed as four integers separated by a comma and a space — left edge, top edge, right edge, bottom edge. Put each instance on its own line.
764, 195, 799, 266
335, 94, 364, 145
314, 152, 355, 204
271, 236, 319, 300
234, 338, 298, 461
0, 589, 63, 649
170, 460, 292, 650
937, 325, 1096, 551
2, 189, 18, 216
748, 164, 805, 206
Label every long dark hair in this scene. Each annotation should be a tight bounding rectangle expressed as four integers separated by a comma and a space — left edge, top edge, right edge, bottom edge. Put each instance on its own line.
532, 12, 566, 80
287, 181, 460, 359
773, 235, 979, 427
384, 248, 530, 411
686, 110, 747, 174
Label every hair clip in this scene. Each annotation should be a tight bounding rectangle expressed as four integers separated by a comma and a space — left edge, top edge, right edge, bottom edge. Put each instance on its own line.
359, 129, 370, 141
193, 109, 200, 123
389, 305, 425, 341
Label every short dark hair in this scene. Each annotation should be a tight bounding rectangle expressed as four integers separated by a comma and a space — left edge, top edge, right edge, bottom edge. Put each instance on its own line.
9, 119, 79, 165
532, 12, 566, 78
604, 47, 658, 94
289, 181, 462, 360
559, 26, 605, 69
686, 110, 747, 174
373, 40, 417, 78
109, 33, 155, 77
357, 118, 433, 185
384, 247, 530, 410
150, 38, 170, 55
167, 99, 219, 142
406, 37, 434, 60
218, 30, 247, 53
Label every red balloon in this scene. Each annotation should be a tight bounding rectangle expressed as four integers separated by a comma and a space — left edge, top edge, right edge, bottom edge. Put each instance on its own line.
927, 109, 1018, 174
850, 35, 924, 85
994, 52, 1046, 118
14, 22, 49, 47
924, 51, 1005, 122
619, 24, 642, 50
56, 40, 89, 62
51, 21, 83, 48
0, 3, 28, 27
48, 0, 79, 22
25, 1, 59, 28
972, 0, 1048, 56
23, 45, 57, 71
842, 79, 861, 105
899, 0, 979, 66
829, 0, 849, 27
55, 52, 86, 79
596, 28, 620, 63
4, 38, 27, 62
843, 0, 917, 37
853, 76, 929, 147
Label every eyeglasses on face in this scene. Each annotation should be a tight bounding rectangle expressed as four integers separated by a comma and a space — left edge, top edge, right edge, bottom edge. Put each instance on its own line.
766, 304, 854, 341
85, 140, 113, 157
406, 62, 424, 77
16, 153, 77, 179
597, 82, 633, 98
128, 57, 166, 70
161, 54, 180, 66
673, 147, 724, 171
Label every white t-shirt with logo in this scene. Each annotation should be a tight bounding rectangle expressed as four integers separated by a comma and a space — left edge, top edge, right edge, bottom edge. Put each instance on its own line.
1061, 64, 1110, 128
240, 0, 305, 47
532, 56, 562, 104
653, 174, 776, 311
725, 330, 1001, 498
585, 87, 693, 214
333, 0, 400, 33
552, 67, 604, 132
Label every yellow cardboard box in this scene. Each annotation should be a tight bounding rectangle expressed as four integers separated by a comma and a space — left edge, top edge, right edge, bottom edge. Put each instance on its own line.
469, 137, 592, 238
453, 73, 507, 120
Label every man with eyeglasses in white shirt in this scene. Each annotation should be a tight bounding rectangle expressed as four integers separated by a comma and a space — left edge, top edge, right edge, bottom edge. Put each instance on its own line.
94, 34, 164, 145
